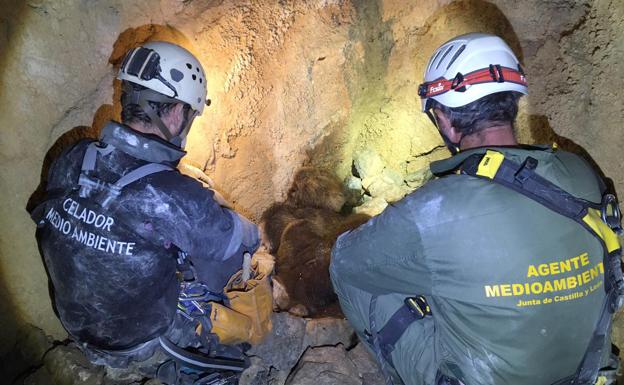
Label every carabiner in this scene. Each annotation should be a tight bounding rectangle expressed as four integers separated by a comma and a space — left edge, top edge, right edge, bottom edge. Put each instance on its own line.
601, 194, 623, 234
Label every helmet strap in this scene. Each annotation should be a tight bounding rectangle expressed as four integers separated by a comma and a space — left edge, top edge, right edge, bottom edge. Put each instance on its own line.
170, 109, 198, 148
138, 97, 174, 141
122, 82, 187, 144
426, 109, 460, 155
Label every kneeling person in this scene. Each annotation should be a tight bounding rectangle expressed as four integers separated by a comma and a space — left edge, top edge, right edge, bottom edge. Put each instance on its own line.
330, 33, 622, 385
31, 42, 262, 382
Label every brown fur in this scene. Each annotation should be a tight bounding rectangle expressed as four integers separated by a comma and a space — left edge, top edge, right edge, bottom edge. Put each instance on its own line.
261, 167, 369, 317
286, 168, 347, 212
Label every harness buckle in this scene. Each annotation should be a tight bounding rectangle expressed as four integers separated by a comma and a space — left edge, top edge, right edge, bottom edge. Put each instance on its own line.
404, 296, 431, 318
601, 194, 622, 234
514, 157, 538, 184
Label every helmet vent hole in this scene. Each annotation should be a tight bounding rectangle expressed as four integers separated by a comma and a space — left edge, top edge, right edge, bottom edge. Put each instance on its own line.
196, 67, 200, 72
435, 45, 454, 70
186, 63, 192, 69
192, 74, 197, 81
199, 78, 203, 83
446, 44, 466, 70
429, 48, 444, 72
170, 69, 184, 82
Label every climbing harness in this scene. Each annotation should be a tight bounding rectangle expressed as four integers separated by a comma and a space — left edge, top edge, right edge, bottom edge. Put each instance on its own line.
375, 296, 431, 364
367, 295, 432, 385
33, 140, 250, 385
77, 141, 175, 207
459, 149, 624, 385
368, 148, 623, 385
79, 141, 251, 382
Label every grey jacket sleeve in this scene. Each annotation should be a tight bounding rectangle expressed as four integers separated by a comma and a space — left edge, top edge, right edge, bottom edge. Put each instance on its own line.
221, 209, 261, 261
330, 199, 432, 296
124, 173, 260, 284
140, 175, 260, 291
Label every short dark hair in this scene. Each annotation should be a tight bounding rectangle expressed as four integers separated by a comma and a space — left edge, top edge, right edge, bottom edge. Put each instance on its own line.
431, 91, 522, 136
120, 81, 186, 126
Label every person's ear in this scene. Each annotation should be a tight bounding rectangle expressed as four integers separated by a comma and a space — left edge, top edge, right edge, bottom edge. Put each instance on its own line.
171, 103, 185, 120
433, 108, 462, 144
164, 103, 186, 135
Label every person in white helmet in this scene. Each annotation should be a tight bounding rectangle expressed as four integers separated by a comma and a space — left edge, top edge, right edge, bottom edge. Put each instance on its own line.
30, 42, 258, 384
330, 33, 622, 385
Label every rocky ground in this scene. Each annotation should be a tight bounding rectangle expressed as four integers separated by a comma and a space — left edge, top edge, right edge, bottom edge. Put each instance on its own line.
7, 308, 624, 385
2, 313, 384, 385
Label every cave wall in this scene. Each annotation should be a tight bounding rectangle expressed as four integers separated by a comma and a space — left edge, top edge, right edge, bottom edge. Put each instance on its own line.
0, 0, 622, 352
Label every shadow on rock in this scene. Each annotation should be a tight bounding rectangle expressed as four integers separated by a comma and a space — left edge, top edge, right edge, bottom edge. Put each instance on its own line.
527, 114, 617, 196
26, 105, 111, 214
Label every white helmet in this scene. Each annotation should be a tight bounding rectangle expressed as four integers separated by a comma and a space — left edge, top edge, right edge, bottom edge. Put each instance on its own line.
117, 42, 210, 146
118, 41, 208, 114
419, 33, 527, 112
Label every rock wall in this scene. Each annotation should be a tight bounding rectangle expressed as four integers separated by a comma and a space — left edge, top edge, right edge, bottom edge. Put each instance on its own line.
1, 0, 623, 361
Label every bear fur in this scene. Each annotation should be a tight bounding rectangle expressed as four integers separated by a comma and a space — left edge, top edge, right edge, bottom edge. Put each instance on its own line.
261, 168, 369, 317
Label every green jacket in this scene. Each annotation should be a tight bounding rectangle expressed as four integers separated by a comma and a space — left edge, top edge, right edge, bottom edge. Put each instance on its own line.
330, 146, 611, 385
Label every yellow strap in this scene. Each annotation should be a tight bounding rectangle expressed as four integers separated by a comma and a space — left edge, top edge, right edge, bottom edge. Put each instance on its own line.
583, 208, 621, 253
474, 149, 619, 255
594, 375, 607, 385
476, 150, 505, 179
